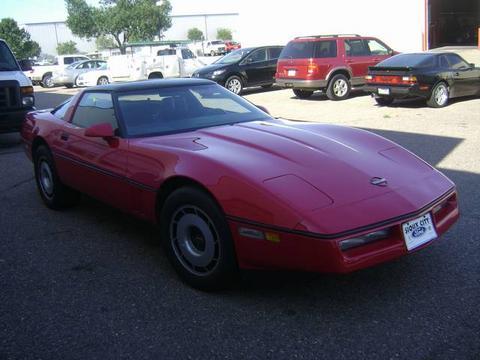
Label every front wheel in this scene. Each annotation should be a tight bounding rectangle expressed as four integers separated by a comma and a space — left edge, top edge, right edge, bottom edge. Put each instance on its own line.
34, 145, 80, 210
326, 74, 351, 100
160, 187, 238, 290
375, 96, 394, 106
225, 76, 243, 95
293, 89, 313, 99
97, 76, 109, 85
427, 82, 449, 108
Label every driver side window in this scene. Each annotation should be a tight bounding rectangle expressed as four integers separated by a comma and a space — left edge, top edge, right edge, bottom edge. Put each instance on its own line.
71, 92, 118, 131
446, 54, 469, 70
245, 49, 267, 63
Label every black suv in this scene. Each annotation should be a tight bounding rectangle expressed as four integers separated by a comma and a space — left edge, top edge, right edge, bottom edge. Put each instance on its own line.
192, 46, 284, 94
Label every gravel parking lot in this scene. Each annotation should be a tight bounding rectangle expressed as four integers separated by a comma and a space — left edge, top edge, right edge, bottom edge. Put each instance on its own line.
1, 85, 479, 359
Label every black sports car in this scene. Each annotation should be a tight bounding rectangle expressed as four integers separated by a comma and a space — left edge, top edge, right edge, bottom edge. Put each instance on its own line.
363, 52, 480, 108
192, 46, 283, 95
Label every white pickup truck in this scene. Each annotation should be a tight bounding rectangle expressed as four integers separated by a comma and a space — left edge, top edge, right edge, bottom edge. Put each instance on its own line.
0, 39, 35, 133
77, 47, 205, 86
29, 54, 90, 87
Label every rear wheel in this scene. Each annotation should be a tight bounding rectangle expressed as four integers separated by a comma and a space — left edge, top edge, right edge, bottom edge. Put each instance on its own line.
97, 76, 109, 85
160, 187, 238, 290
326, 74, 351, 100
41, 73, 54, 88
225, 76, 243, 95
293, 89, 313, 99
34, 145, 80, 210
375, 96, 394, 106
65, 83, 73, 88
148, 72, 164, 79
427, 82, 449, 108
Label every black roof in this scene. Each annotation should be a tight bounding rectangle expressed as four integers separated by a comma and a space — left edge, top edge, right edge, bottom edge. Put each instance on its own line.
87, 78, 215, 92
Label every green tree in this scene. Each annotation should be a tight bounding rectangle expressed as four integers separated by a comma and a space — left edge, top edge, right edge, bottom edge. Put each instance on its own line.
0, 18, 41, 58
56, 41, 78, 55
216, 28, 232, 41
65, 0, 172, 55
187, 27, 204, 42
95, 35, 116, 50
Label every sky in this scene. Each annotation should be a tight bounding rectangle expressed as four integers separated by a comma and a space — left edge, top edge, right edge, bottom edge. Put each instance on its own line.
0, 0, 240, 24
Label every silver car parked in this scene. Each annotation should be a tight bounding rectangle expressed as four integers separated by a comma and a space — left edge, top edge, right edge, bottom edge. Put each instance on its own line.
52, 60, 106, 88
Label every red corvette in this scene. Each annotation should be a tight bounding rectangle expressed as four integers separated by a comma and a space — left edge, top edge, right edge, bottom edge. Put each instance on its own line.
21, 79, 459, 289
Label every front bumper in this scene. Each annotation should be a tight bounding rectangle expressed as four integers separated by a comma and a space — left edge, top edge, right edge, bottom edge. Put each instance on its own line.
275, 78, 328, 90
75, 78, 94, 87
229, 190, 458, 273
193, 72, 226, 84
0, 107, 34, 133
363, 84, 431, 99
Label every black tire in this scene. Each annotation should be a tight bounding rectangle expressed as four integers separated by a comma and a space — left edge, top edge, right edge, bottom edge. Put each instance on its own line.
427, 82, 449, 108
97, 76, 109, 85
225, 75, 243, 95
326, 74, 351, 100
148, 72, 164, 79
210, 50, 216, 56
375, 96, 394, 106
160, 187, 238, 290
41, 73, 54, 88
34, 145, 80, 210
293, 89, 313, 99
261, 84, 273, 89
65, 83, 74, 88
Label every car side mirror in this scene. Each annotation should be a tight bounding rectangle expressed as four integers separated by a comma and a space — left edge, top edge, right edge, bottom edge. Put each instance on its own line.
85, 122, 115, 138
469, 63, 475, 68
256, 105, 270, 114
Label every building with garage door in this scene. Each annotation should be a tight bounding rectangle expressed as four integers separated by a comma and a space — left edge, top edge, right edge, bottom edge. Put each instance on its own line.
236, 0, 479, 52
21, 0, 479, 55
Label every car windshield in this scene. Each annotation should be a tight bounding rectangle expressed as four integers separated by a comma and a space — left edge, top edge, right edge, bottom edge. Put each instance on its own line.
67, 61, 84, 69
116, 83, 271, 137
0, 41, 20, 71
214, 48, 252, 64
211, 41, 224, 45
378, 54, 436, 68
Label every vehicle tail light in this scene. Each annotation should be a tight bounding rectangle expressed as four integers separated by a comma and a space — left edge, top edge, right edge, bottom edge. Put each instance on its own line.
307, 61, 318, 75
366, 75, 417, 85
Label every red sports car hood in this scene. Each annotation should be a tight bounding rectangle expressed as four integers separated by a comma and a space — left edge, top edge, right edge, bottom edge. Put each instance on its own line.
142, 119, 454, 234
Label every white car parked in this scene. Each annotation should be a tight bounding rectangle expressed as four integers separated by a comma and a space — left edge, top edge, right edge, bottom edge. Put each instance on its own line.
75, 62, 110, 87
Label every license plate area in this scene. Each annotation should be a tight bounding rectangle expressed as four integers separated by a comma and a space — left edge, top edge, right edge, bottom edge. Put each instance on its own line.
287, 69, 296, 76
402, 213, 437, 251
378, 87, 390, 95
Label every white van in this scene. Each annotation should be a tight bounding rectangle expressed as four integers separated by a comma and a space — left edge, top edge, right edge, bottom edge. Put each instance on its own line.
0, 39, 35, 133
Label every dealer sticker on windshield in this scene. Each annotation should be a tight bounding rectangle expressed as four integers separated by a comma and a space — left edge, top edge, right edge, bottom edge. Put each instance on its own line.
402, 213, 438, 251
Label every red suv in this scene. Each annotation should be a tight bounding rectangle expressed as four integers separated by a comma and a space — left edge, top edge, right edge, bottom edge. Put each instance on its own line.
275, 34, 396, 100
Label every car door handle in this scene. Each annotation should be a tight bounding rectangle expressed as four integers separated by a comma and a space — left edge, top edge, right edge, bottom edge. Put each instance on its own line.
60, 132, 69, 141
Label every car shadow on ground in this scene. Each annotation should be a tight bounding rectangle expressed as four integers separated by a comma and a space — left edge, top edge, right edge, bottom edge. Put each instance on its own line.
288, 88, 370, 101
241, 85, 283, 96
374, 95, 479, 109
